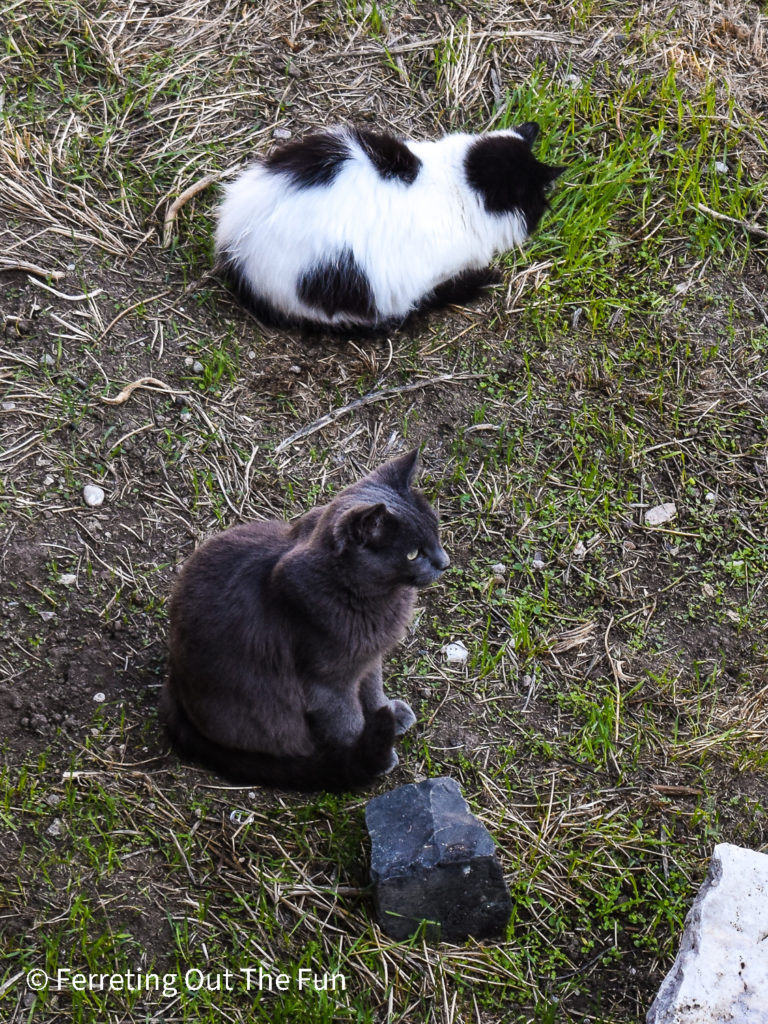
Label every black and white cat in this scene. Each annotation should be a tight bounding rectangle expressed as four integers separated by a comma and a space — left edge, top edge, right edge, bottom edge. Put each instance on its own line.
163, 450, 449, 791
215, 122, 564, 330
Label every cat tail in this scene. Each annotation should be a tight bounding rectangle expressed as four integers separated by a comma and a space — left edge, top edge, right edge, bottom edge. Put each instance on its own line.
162, 685, 397, 793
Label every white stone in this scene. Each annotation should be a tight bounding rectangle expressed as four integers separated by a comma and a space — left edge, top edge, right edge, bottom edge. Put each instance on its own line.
443, 641, 469, 665
58, 574, 77, 586
714, 160, 729, 174
82, 484, 105, 507
192, 360, 204, 374
273, 127, 292, 140
2, 401, 15, 411
647, 844, 768, 1024
179, 410, 192, 423
490, 562, 506, 575
93, 692, 106, 703
230, 809, 255, 825
645, 502, 676, 526
40, 353, 55, 366
573, 540, 587, 560
46, 818, 64, 837
705, 491, 716, 502
531, 551, 546, 570
43, 475, 55, 487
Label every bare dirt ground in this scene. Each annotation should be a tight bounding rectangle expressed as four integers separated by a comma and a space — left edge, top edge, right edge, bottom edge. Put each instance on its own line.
1, 2, 768, 1022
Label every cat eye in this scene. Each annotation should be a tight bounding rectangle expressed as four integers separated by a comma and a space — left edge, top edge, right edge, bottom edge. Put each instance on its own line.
406, 549, 419, 561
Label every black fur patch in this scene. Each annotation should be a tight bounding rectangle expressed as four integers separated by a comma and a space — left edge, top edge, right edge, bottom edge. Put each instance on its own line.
516, 121, 540, 145
297, 247, 377, 320
353, 129, 422, 184
265, 131, 352, 189
421, 268, 501, 313
465, 135, 563, 232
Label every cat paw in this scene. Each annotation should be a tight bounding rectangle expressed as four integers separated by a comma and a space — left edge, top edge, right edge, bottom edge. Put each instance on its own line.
380, 748, 399, 774
389, 699, 417, 736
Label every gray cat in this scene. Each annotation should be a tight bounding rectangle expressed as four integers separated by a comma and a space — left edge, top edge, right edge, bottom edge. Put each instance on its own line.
162, 450, 449, 791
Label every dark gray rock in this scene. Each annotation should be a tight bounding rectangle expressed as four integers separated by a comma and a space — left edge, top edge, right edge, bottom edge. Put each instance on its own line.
365, 776, 512, 942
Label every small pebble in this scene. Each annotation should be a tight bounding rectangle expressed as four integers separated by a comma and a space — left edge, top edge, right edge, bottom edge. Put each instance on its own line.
93, 692, 106, 703
47, 818, 64, 837
289, 365, 301, 374
573, 540, 587, 560
443, 641, 469, 665
46, 793, 63, 807
2, 401, 16, 411
39, 611, 55, 622
531, 551, 546, 570
43, 475, 55, 487
705, 491, 716, 502
490, 562, 506, 575
714, 160, 728, 174
58, 574, 77, 586
83, 484, 105, 507
179, 410, 192, 423
40, 353, 55, 367
248, 350, 257, 360
273, 127, 292, 140
184, 356, 194, 367
192, 361, 204, 374
644, 502, 676, 526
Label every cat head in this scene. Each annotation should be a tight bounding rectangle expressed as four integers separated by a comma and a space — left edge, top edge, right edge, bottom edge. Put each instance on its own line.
330, 450, 450, 589
465, 121, 566, 233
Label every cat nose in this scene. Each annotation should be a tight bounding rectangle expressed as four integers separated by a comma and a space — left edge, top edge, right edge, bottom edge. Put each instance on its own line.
433, 548, 450, 572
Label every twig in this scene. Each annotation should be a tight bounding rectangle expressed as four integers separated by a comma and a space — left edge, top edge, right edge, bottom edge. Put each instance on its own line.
163, 173, 220, 248
101, 377, 185, 405
0, 259, 65, 281
28, 277, 104, 301
108, 422, 155, 451
97, 291, 170, 342
604, 616, 622, 743
275, 372, 482, 453
694, 202, 768, 240
651, 785, 703, 797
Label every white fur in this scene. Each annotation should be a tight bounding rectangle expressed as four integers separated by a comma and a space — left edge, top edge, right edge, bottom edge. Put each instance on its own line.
215, 127, 532, 327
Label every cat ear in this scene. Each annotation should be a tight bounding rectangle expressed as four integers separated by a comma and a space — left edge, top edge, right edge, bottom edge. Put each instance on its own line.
516, 122, 540, 147
335, 503, 396, 550
545, 165, 567, 183
375, 448, 420, 492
